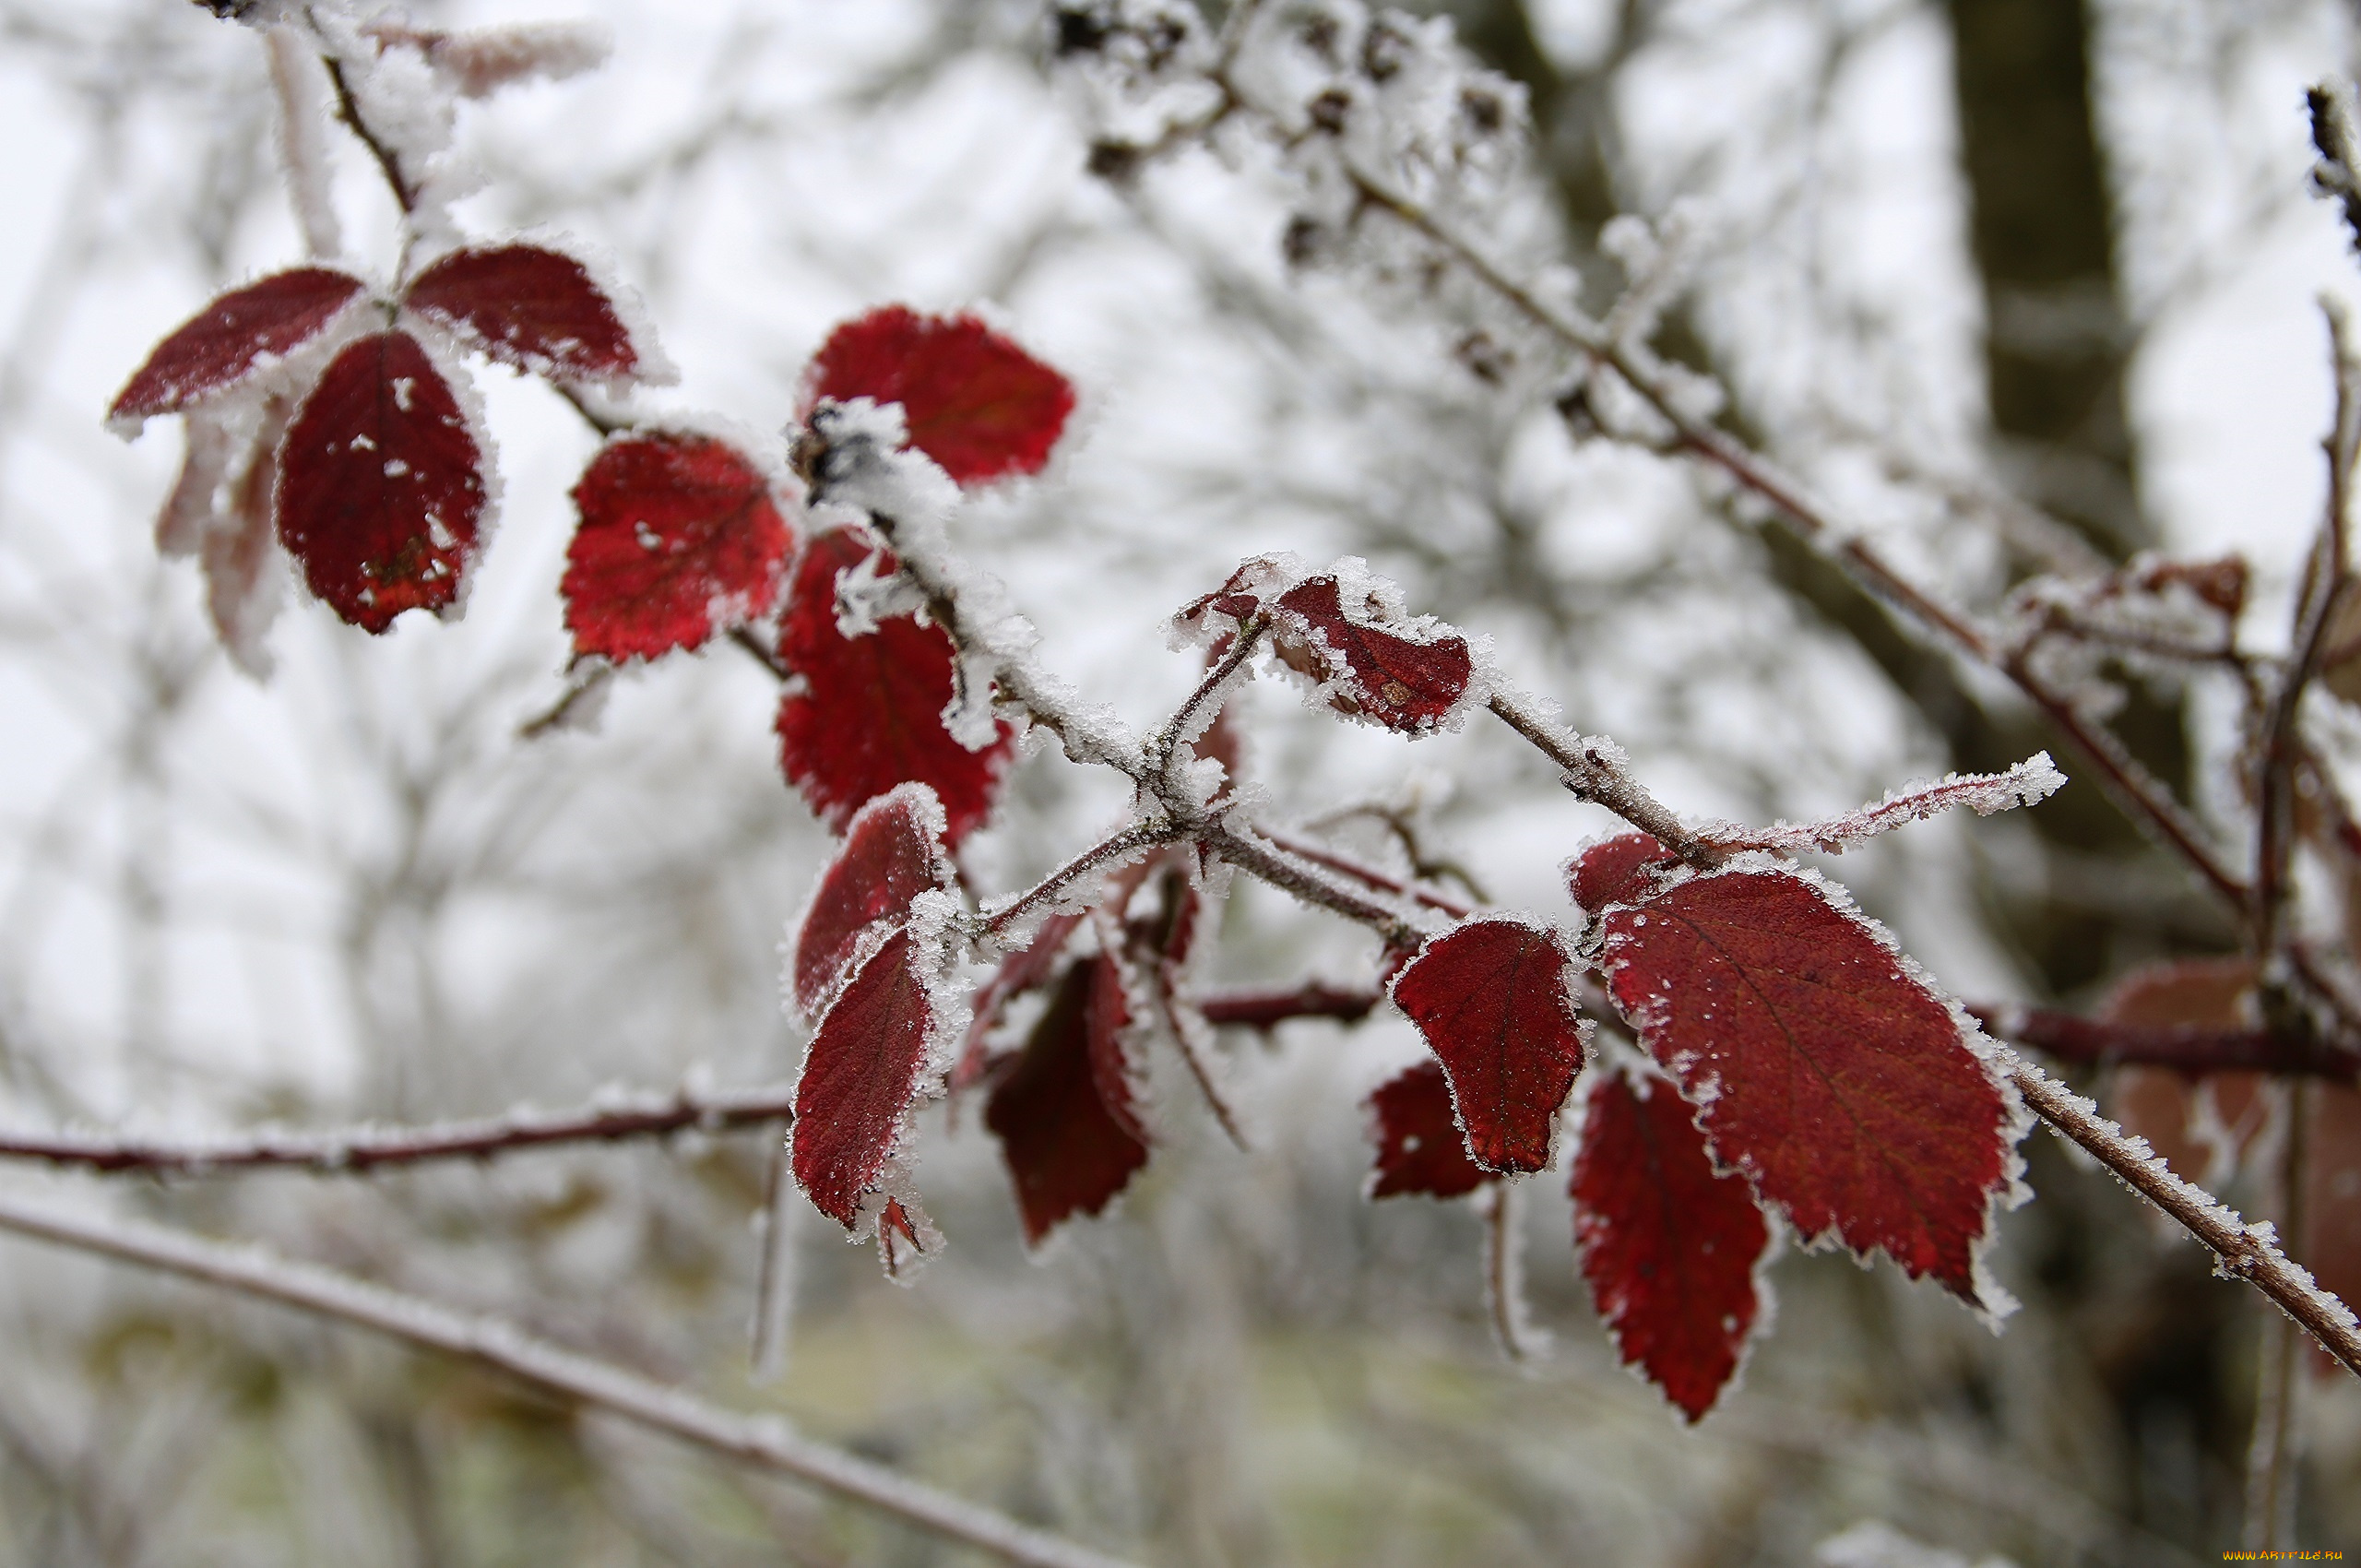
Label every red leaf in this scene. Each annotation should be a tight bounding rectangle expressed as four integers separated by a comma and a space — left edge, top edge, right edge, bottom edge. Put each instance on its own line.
802, 306, 1074, 484
984, 960, 1151, 1245
1569, 832, 1679, 914
1085, 950, 1152, 1146
1389, 917, 1586, 1174
404, 244, 647, 385
788, 784, 953, 1022
1590, 865, 2014, 1301
562, 431, 791, 661
774, 525, 1014, 845
111, 267, 365, 423
1270, 575, 1475, 733
791, 924, 943, 1229
1572, 1071, 1770, 1421
275, 331, 487, 634
951, 910, 1086, 1094
1365, 1059, 1492, 1199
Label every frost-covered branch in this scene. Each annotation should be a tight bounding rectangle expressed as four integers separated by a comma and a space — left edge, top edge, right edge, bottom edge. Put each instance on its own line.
1257, 826, 1475, 919
2004, 1052, 2361, 1381
1486, 690, 1717, 864
1706, 755, 2066, 856
0, 1079, 799, 1177
0, 1193, 1141, 1568
980, 819, 1185, 941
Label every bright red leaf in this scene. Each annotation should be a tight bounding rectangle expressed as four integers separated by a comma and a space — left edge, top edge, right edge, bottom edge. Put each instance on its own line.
774, 525, 1014, 845
1569, 832, 1679, 914
404, 244, 647, 385
561, 431, 791, 661
1589, 863, 2013, 1302
788, 784, 952, 1022
1389, 917, 1586, 1174
1365, 1059, 1492, 1199
1269, 575, 1475, 733
985, 959, 1151, 1245
791, 924, 942, 1229
111, 267, 366, 424
802, 306, 1074, 484
275, 331, 486, 634
1572, 1071, 1770, 1421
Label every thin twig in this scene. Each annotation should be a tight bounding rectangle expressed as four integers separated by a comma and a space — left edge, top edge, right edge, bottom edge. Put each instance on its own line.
1197, 823, 1426, 949
1975, 1005, 2360, 1080
519, 661, 618, 739
2006, 1051, 2361, 1381
1258, 826, 1477, 919
0, 1194, 1140, 1568
317, 46, 415, 216
980, 821, 1180, 941
0, 1080, 798, 1177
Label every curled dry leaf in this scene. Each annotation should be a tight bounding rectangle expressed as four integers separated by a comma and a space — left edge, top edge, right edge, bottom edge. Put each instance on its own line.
1269, 574, 1476, 733
405, 244, 649, 386
562, 431, 792, 662
787, 784, 953, 1022
775, 525, 1014, 845
1365, 1058, 1491, 1199
1389, 917, 1586, 1174
801, 306, 1074, 484
1573, 835, 2016, 1303
111, 267, 365, 424
1572, 1071, 1770, 1422
274, 331, 486, 634
984, 959, 1151, 1245
790, 924, 943, 1229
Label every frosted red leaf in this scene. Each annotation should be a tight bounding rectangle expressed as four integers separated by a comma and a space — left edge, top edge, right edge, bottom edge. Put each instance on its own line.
1365, 1059, 1492, 1200
1569, 832, 1679, 913
561, 431, 791, 661
802, 306, 1074, 484
111, 267, 365, 423
951, 910, 1086, 1094
1590, 865, 2013, 1301
774, 525, 1014, 845
791, 924, 940, 1229
788, 784, 952, 1022
1572, 1072, 1770, 1421
275, 331, 486, 634
1270, 576, 1474, 732
984, 960, 1151, 1245
1389, 917, 1586, 1174
405, 244, 643, 385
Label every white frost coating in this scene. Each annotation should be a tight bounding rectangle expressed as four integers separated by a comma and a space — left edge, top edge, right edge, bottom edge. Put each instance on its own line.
265, 26, 343, 261
803, 400, 1144, 772
833, 544, 926, 639
156, 410, 238, 557
1710, 754, 2066, 856
1263, 555, 1493, 736
312, 7, 476, 236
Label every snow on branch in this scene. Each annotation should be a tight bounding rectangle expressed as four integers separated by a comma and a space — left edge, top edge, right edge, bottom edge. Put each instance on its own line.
0, 1192, 1141, 1568
1706, 754, 2066, 857
0, 1079, 798, 1178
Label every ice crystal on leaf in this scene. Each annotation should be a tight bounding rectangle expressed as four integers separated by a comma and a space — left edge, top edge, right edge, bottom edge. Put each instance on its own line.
801, 307, 1074, 486
1389, 917, 1587, 1174
562, 431, 791, 662
1572, 1070, 1770, 1421
273, 330, 487, 634
774, 525, 1014, 846
790, 921, 949, 1230
1572, 836, 2018, 1305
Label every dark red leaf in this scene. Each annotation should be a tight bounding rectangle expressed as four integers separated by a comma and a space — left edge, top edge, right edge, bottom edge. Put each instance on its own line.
1085, 950, 1151, 1146
405, 244, 646, 384
111, 267, 366, 423
802, 306, 1074, 484
1591, 866, 2013, 1301
774, 525, 1014, 845
1270, 575, 1474, 732
985, 960, 1151, 1245
951, 910, 1086, 1093
1569, 832, 1679, 914
791, 924, 941, 1229
1389, 917, 1586, 1174
1572, 1071, 1769, 1421
1365, 1059, 1492, 1199
788, 784, 952, 1022
275, 331, 486, 634
562, 431, 791, 661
